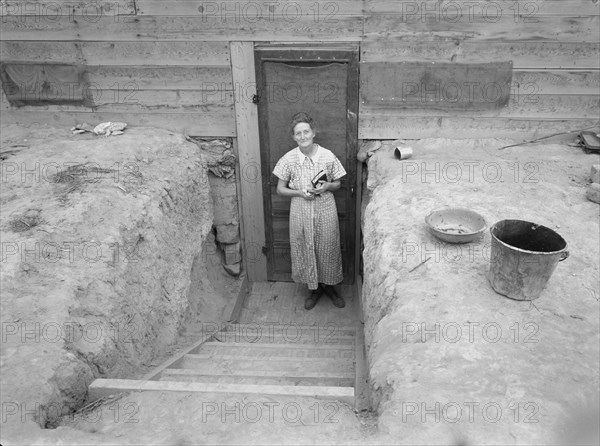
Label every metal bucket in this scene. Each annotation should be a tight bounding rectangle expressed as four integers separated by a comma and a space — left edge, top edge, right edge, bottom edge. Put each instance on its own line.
488, 219, 569, 300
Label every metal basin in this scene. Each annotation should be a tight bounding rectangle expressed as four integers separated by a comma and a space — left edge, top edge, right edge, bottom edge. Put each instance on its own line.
425, 208, 486, 243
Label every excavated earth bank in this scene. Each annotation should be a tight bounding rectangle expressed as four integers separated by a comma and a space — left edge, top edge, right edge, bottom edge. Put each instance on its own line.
1, 123, 231, 441
362, 138, 599, 445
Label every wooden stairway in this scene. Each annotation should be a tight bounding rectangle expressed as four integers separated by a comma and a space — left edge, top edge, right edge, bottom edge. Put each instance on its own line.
88, 282, 368, 409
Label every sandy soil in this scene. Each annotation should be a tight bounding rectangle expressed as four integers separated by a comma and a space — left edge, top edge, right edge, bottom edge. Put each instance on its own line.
0, 123, 235, 441
362, 137, 599, 445
2, 123, 598, 445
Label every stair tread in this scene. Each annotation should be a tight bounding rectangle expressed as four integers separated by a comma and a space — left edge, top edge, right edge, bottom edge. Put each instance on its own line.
158, 370, 354, 387
223, 323, 357, 330
209, 332, 355, 345
181, 355, 355, 374
88, 378, 355, 403
187, 350, 355, 361
202, 341, 354, 350
161, 369, 355, 379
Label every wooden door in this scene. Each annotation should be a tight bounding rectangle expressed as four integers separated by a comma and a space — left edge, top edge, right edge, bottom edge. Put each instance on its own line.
255, 48, 358, 284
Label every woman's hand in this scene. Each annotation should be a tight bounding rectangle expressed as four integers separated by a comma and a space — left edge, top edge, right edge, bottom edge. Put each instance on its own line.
309, 182, 328, 195
299, 188, 316, 200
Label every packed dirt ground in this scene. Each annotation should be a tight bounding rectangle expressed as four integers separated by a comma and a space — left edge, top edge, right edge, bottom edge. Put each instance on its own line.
0, 122, 239, 443
1, 122, 599, 445
362, 136, 599, 445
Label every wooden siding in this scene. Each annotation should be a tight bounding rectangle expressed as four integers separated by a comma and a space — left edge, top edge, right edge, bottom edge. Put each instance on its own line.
0, 0, 598, 139
0, 40, 236, 135
360, 0, 599, 139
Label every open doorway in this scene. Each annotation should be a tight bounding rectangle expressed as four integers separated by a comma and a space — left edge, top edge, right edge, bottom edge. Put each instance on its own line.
254, 46, 359, 284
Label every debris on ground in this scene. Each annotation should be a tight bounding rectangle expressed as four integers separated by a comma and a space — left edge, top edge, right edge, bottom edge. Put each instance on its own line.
578, 131, 600, 154
497, 124, 599, 150
189, 138, 237, 178
587, 183, 600, 203
71, 122, 128, 136
357, 140, 382, 163
587, 164, 600, 204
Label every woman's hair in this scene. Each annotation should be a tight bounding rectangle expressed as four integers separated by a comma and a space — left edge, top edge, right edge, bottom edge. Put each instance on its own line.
290, 112, 316, 134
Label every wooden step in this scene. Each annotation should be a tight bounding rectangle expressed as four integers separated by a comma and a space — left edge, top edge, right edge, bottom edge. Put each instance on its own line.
88, 378, 355, 405
197, 342, 355, 360
159, 369, 354, 387
236, 310, 358, 326
221, 322, 356, 337
209, 330, 355, 345
181, 354, 355, 374
242, 294, 355, 311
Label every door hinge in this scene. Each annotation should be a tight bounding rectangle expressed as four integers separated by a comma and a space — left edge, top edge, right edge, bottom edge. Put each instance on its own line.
252, 94, 260, 104
262, 245, 269, 255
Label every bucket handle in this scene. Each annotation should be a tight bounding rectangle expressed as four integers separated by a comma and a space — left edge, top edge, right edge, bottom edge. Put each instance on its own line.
559, 250, 569, 261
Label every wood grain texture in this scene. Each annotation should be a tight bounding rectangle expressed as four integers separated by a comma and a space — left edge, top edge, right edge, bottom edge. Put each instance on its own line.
80, 41, 231, 66
365, 0, 599, 16
136, 0, 363, 16
90, 91, 235, 111
358, 115, 600, 139
361, 94, 599, 119
0, 14, 364, 41
364, 14, 599, 42
360, 61, 513, 110
512, 70, 600, 96
231, 41, 268, 281
86, 66, 233, 90
0, 41, 85, 63
0, 109, 236, 136
360, 41, 600, 69
0, 0, 135, 16
0, 40, 231, 66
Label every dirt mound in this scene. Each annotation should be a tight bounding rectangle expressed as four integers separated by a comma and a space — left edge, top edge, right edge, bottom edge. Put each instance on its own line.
0, 124, 221, 435
362, 138, 600, 444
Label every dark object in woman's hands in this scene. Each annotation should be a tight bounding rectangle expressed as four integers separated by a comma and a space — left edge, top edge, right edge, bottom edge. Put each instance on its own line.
311, 170, 327, 188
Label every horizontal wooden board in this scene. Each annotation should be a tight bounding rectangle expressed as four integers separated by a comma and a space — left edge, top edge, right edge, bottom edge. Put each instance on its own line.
361, 94, 599, 119
358, 116, 600, 139
1, 91, 234, 113
0, 109, 236, 136
0, 14, 364, 41
81, 41, 232, 66
358, 67, 599, 97
365, 0, 600, 16
360, 61, 513, 110
0, 76, 234, 109
136, 0, 363, 16
512, 70, 600, 96
91, 90, 235, 110
360, 40, 600, 70
0, 41, 232, 66
86, 66, 233, 90
0, 0, 134, 16
364, 14, 600, 42
0, 41, 84, 63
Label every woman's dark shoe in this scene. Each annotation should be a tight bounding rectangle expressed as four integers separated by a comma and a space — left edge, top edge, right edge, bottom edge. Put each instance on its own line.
304, 286, 324, 310
324, 285, 345, 308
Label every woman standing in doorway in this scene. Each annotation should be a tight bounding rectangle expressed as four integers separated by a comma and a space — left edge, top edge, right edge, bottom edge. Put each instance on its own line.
272, 112, 346, 310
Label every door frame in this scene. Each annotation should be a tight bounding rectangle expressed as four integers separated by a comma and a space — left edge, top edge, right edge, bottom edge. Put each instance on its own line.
254, 44, 360, 284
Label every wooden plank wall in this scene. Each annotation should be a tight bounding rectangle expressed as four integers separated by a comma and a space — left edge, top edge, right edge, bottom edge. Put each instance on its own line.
0, 0, 363, 135
0, 0, 598, 139
360, 0, 600, 139
0, 40, 235, 135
